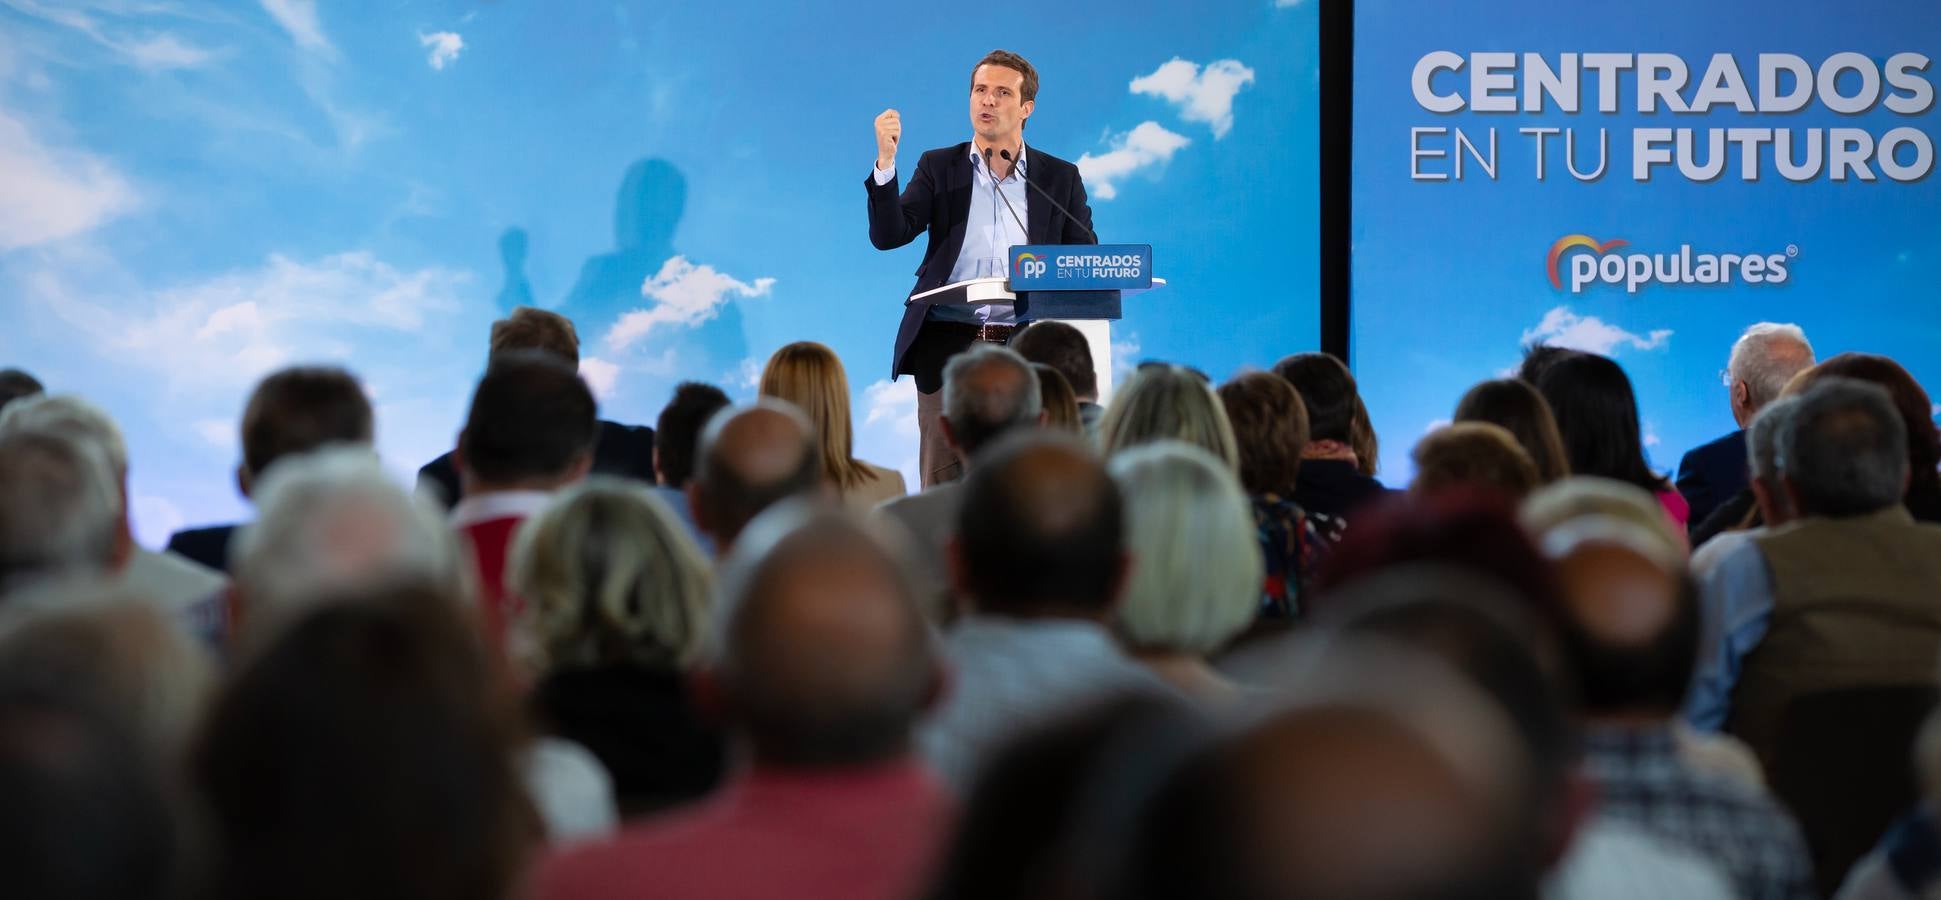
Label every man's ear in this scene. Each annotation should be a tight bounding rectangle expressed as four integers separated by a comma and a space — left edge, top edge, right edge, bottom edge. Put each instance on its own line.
687, 482, 712, 535
451, 432, 468, 479
1019, 98, 1035, 124
939, 415, 962, 455
235, 463, 253, 500
565, 450, 594, 484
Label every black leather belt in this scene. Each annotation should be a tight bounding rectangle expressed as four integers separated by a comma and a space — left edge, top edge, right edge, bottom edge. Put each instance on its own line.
929, 321, 1017, 343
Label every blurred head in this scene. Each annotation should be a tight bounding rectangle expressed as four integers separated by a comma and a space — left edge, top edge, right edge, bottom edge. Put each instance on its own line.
1535, 353, 1665, 493
1010, 320, 1097, 401
456, 351, 597, 493
1725, 323, 1814, 427
1454, 378, 1570, 484
1520, 476, 1686, 565
193, 591, 536, 900
0, 584, 215, 761
509, 478, 712, 672
711, 506, 938, 767
488, 306, 579, 366
942, 345, 1043, 463
0, 393, 127, 476
1781, 377, 1909, 519
0, 679, 178, 900
238, 366, 374, 496
1218, 371, 1310, 497
1411, 423, 1541, 504
955, 434, 1125, 619
1031, 364, 1081, 434
1132, 634, 1539, 900
1098, 364, 1238, 471
968, 49, 1036, 141
1314, 492, 1562, 626
1109, 443, 1263, 657
1544, 522, 1697, 720
232, 447, 467, 646
0, 430, 124, 596
1745, 395, 1804, 526
691, 401, 822, 552
654, 382, 731, 488
1791, 352, 1941, 514
760, 342, 873, 489
0, 368, 43, 412
1517, 344, 1583, 386
1272, 352, 1363, 447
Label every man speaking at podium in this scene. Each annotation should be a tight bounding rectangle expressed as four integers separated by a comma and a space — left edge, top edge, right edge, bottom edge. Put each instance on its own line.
866, 49, 1095, 488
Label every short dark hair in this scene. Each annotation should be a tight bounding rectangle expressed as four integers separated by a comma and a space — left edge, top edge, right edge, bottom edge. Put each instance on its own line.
655, 382, 732, 488
1218, 372, 1309, 496
1270, 353, 1359, 444
0, 368, 44, 413
1534, 353, 1667, 493
241, 367, 374, 478
958, 434, 1123, 616
489, 306, 579, 366
458, 351, 597, 485
1517, 344, 1583, 385
971, 49, 1039, 103
1556, 566, 1701, 716
1011, 321, 1096, 398
1454, 378, 1570, 484
1795, 352, 1941, 519
1784, 377, 1909, 517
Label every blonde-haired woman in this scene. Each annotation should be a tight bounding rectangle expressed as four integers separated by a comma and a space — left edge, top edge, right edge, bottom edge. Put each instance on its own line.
509, 477, 723, 818
1097, 363, 1240, 471
759, 341, 907, 511
1108, 441, 1264, 701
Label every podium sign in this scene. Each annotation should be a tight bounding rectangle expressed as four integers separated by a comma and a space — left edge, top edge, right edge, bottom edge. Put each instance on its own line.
1007, 244, 1153, 292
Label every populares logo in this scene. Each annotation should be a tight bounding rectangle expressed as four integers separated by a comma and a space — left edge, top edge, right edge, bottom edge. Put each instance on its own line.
1546, 234, 1798, 294
1014, 252, 1047, 279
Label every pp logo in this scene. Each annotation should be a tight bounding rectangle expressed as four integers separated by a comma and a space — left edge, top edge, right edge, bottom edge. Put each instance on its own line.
1014, 253, 1048, 279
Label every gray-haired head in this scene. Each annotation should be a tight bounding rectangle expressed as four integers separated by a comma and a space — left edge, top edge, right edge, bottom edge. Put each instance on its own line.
231, 446, 466, 644
1781, 377, 1908, 518
0, 394, 128, 476
1726, 322, 1814, 425
1108, 441, 1262, 657
943, 344, 1043, 464
1744, 394, 1804, 524
0, 430, 123, 596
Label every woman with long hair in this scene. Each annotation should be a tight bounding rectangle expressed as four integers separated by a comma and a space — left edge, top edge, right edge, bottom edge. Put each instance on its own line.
1534, 353, 1687, 526
759, 341, 907, 511
1454, 378, 1571, 485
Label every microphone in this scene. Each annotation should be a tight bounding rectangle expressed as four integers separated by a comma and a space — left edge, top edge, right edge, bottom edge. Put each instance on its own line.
1002, 148, 1099, 244
983, 146, 1030, 242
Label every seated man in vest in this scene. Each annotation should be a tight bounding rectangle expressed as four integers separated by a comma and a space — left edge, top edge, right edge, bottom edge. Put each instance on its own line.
1686, 377, 1941, 768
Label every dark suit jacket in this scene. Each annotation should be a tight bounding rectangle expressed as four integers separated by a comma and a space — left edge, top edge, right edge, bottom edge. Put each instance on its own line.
166, 523, 239, 574
865, 142, 1096, 392
416, 419, 656, 509
1676, 430, 1748, 534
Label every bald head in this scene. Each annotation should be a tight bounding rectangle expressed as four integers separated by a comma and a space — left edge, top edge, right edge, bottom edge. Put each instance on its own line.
1549, 529, 1697, 718
715, 507, 936, 766
693, 402, 822, 552
942, 345, 1042, 461
955, 433, 1124, 618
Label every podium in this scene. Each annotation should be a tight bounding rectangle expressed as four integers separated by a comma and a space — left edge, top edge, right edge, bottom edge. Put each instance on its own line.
909, 244, 1164, 400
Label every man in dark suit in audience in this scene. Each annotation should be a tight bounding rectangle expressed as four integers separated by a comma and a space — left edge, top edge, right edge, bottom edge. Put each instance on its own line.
1677, 323, 1814, 533
418, 306, 653, 508
167, 366, 373, 573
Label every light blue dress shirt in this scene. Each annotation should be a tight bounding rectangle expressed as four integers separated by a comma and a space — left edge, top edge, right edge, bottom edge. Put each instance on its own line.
1684, 530, 1775, 731
875, 145, 1029, 325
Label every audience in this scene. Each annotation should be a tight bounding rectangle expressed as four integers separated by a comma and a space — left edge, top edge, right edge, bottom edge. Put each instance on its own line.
1411, 421, 1542, 503
651, 382, 732, 553
1218, 371, 1333, 618
420, 307, 654, 508
1107, 442, 1263, 701
193, 590, 541, 900
874, 345, 1042, 622
449, 350, 599, 655
0, 394, 226, 614
920, 433, 1167, 788
1536, 351, 1689, 527
1030, 362, 1082, 433
688, 401, 823, 554
1793, 352, 1941, 523
1454, 377, 1571, 484
1271, 351, 1391, 524
509, 478, 725, 818
537, 505, 950, 900
1547, 521, 1816, 900
1522, 477, 1690, 564
759, 341, 907, 510
1098, 363, 1239, 470
0, 428, 126, 600
168, 365, 375, 573
1678, 324, 1816, 532
1010, 320, 1103, 433
1689, 396, 1803, 576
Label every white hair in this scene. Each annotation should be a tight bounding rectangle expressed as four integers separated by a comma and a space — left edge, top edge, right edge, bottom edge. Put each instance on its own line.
1727, 322, 1815, 411
0, 429, 122, 594
1108, 441, 1263, 655
232, 446, 467, 642
0, 393, 128, 475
